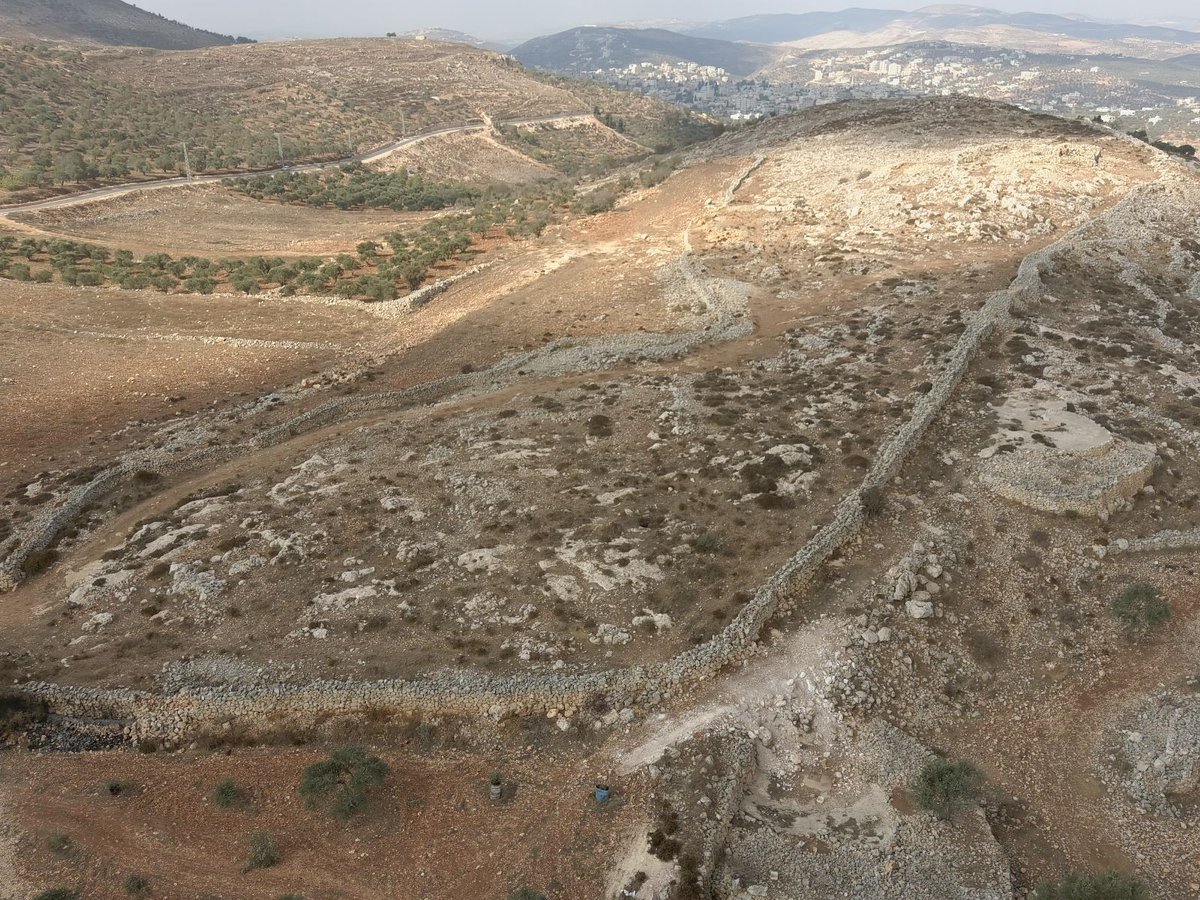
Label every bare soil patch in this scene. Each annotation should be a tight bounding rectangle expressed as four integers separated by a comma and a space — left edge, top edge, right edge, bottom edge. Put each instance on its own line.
0, 282, 379, 492
12, 185, 443, 258
3, 744, 642, 900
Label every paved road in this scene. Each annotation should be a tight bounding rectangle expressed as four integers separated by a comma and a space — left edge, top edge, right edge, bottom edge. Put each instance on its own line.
0, 113, 585, 216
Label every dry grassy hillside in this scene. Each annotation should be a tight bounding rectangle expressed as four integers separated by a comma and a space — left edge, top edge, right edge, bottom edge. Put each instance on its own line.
0, 38, 714, 202
0, 0, 245, 49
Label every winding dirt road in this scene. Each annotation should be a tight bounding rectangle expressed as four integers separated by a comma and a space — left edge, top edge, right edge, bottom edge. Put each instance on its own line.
0, 113, 584, 216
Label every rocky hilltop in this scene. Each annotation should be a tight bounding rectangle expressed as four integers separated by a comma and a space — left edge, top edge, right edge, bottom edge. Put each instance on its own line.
1, 96, 1199, 899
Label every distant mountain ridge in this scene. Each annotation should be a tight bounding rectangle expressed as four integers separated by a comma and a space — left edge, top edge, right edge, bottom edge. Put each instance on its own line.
511, 26, 781, 77
394, 28, 509, 53
0, 0, 250, 49
681, 5, 1200, 56
684, 8, 904, 44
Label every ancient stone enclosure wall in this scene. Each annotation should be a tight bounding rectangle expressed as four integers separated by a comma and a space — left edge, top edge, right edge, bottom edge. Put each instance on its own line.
12, 166, 1169, 745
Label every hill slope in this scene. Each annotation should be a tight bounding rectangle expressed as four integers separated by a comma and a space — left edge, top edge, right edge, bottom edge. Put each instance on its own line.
395, 28, 507, 52
0, 39, 712, 202
0, 0, 247, 49
5, 93, 1200, 900
512, 26, 781, 77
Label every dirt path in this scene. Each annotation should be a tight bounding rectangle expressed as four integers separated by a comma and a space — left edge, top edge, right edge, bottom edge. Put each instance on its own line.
0, 780, 30, 900
0, 115, 584, 217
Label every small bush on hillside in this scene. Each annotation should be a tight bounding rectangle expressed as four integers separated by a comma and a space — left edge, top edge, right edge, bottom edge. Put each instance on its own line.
33, 890, 80, 900
966, 630, 1005, 667
299, 746, 389, 819
639, 155, 680, 188
0, 690, 48, 736
46, 832, 73, 854
1034, 871, 1149, 900
861, 485, 886, 517
675, 852, 703, 900
509, 889, 547, 900
211, 778, 250, 809
1111, 583, 1169, 634
104, 778, 134, 796
912, 758, 984, 819
124, 873, 150, 897
245, 830, 279, 871
20, 548, 58, 577
573, 184, 620, 215
184, 275, 216, 294
648, 804, 682, 860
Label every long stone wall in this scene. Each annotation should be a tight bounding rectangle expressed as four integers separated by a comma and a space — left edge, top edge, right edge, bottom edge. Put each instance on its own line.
13, 250, 1015, 743
701, 738, 759, 899
1108, 528, 1200, 554
12, 166, 1167, 745
0, 157, 762, 594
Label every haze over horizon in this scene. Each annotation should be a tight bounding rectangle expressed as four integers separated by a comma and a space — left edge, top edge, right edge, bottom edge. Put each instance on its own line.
131, 0, 1200, 43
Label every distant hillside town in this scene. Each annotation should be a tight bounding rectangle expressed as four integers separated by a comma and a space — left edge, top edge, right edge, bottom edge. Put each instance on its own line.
582, 42, 1200, 145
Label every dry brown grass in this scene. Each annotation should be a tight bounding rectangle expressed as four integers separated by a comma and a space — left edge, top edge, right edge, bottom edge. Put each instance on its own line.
11, 185, 443, 257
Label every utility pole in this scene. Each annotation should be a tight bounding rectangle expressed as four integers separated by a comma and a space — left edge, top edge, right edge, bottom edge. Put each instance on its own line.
275, 133, 285, 165
180, 142, 192, 179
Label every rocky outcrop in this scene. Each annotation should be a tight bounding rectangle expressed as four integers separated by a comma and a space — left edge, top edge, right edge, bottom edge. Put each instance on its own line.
11, 141, 1183, 749
979, 439, 1159, 517
13, 209, 1016, 742
1108, 690, 1200, 817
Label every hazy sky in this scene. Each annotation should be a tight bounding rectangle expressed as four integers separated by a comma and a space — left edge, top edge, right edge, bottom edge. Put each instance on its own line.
135, 1, 1200, 42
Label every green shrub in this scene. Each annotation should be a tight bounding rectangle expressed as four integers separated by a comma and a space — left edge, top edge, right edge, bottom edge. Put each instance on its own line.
1111, 584, 1169, 634
861, 485, 886, 517
1034, 871, 1149, 900
230, 273, 260, 295
573, 184, 620, 215
104, 778, 134, 796
124, 873, 150, 897
0, 690, 48, 736
299, 746, 389, 819
33, 890, 80, 900
692, 531, 723, 554
639, 155, 680, 188
20, 548, 58, 577
46, 832, 73, 854
509, 889, 547, 900
245, 830, 279, 871
911, 758, 983, 819
184, 275, 216, 294
211, 778, 249, 809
